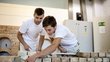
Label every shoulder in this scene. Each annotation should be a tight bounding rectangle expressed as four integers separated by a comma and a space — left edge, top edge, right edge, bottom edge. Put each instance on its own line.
55, 24, 67, 33
25, 18, 33, 23
56, 24, 67, 31
22, 18, 33, 25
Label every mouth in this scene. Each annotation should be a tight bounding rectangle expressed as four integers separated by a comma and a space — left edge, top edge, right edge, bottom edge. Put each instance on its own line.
35, 22, 41, 25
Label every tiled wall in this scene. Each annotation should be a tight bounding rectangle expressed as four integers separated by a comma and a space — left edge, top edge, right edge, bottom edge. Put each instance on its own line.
0, 25, 20, 56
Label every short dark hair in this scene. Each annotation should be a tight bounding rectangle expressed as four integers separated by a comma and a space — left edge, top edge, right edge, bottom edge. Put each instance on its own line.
34, 8, 44, 15
43, 16, 57, 27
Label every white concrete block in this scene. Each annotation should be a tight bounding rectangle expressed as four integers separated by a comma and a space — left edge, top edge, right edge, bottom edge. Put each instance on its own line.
70, 57, 78, 62
52, 57, 61, 62
18, 51, 28, 60
61, 57, 70, 62
43, 58, 51, 62
79, 58, 87, 62
99, 52, 106, 57
87, 58, 94, 62
27, 51, 36, 56
103, 58, 109, 62
82, 52, 91, 58
95, 58, 102, 62
106, 52, 110, 57
35, 58, 42, 62
91, 52, 99, 58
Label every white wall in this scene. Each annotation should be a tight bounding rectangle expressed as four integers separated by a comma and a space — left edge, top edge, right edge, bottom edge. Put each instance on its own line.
85, 0, 93, 22
72, 0, 80, 20
93, 0, 110, 52
71, 0, 110, 52
0, 3, 68, 26
72, 0, 93, 22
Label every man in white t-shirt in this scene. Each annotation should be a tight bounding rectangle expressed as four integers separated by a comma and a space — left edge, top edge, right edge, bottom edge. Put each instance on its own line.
17, 8, 45, 51
26, 16, 79, 62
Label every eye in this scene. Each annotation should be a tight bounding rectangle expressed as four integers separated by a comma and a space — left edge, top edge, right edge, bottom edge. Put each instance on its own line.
40, 18, 43, 19
36, 17, 38, 19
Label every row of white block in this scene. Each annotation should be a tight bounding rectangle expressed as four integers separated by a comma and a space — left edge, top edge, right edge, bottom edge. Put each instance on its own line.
18, 51, 110, 62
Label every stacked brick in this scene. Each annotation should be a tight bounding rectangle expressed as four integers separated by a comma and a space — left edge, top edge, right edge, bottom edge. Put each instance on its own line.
0, 25, 20, 56
17, 51, 110, 62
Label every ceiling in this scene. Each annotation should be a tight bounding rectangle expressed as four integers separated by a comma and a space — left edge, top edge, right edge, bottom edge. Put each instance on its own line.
0, 0, 68, 9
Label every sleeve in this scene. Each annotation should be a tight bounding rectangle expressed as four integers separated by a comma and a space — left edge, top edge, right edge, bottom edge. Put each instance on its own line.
40, 28, 46, 36
55, 28, 67, 39
19, 21, 28, 33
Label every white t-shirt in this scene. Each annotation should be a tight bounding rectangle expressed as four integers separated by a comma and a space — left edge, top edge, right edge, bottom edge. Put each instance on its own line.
49, 24, 78, 52
19, 18, 45, 51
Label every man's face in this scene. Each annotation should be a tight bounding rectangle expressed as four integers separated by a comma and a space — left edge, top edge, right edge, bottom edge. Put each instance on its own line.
44, 25, 56, 35
34, 14, 44, 25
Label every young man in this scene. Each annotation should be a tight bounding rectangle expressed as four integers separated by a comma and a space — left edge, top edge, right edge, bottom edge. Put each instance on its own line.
17, 8, 45, 51
26, 16, 79, 62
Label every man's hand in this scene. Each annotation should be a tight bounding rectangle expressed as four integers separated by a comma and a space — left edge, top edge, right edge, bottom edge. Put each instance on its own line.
24, 44, 31, 51
36, 50, 41, 54
26, 53, 37, 62
58, 46, 67, 53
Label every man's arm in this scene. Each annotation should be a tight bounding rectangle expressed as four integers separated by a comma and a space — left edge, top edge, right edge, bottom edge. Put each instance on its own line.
37, 35, 45, 51
50, 37, 66, 53
36, 38, 61, 57
28, 38, 61, 59
58, 46, 67, 53
17, 31, 30, 51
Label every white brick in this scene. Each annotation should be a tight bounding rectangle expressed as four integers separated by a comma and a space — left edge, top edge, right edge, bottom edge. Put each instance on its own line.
61, 57, 70, 62
106, 52, 110, 57
79, 58, 87, 62
87, 58, 94, 62
82, 53, 91, 58
52, 57, 61, 62
99, 52, 106, 57
70, 57, 78, 62
35, 58, 42, 62
43, 58, 51, 62
27, 51, 36, 56
91, 52, 99, 58
103, 58, 109, 62
18, 51, 28, 60
95, 58, 102, 62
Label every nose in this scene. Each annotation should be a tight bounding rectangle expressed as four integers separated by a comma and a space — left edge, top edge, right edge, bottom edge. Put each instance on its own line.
47, 31, 49, 34
46, 31, 50, 35
37, 19, 41, 22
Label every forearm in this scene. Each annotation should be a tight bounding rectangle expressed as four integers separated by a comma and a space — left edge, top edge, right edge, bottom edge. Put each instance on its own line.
36, 43, 58, 58
35, 38, 61, 58
58, 46, 66, 52
37, 35, 45, 51
17, 31, 27, 46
